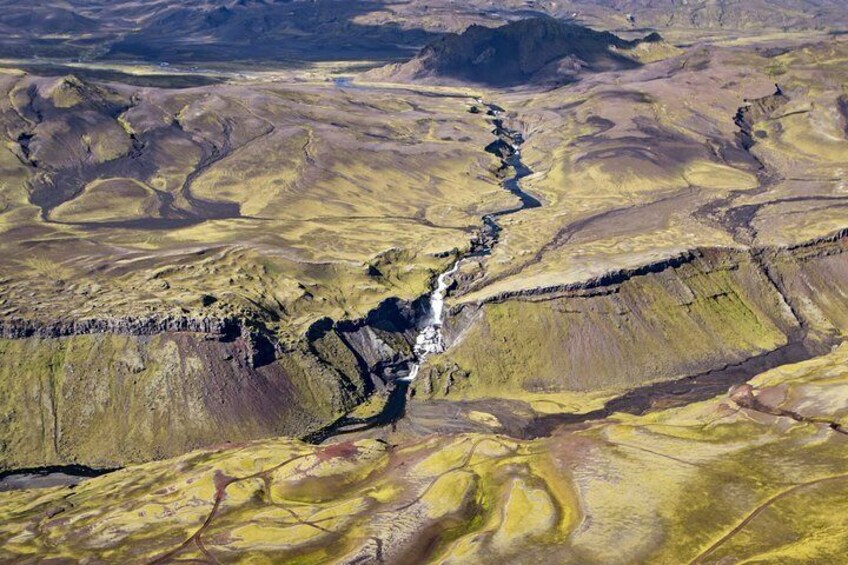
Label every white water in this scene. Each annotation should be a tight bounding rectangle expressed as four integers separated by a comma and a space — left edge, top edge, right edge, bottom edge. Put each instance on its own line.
400, 103, 527, 383
401, 260, 462, 382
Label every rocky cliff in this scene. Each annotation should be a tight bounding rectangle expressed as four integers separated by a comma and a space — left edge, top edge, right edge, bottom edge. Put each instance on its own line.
5, 230, 848, 469
0, 288, 429, 469
0, 332, 354, 469
412, 231, 848, 402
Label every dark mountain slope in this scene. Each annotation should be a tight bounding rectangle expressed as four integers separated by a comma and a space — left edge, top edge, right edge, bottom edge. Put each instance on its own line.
0, 1, 844, 66
377, 17, 665, 87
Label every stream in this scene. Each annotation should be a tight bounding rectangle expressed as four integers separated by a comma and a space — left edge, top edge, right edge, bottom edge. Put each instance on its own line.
402, 102, 540, 382
305, 100, 541, 443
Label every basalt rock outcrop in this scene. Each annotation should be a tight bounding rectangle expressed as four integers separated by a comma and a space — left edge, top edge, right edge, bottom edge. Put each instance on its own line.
734, 84, 790, 149
308, 295, 425, 388
0, 314, 238, 341
413, 231, 848, 402
0, 315, 278, 369
6, 185, 848, 472
0, 292, 428, 470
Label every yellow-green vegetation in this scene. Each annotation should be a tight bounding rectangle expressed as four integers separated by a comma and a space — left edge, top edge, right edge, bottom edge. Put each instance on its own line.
393, 36, 848, 413
51, 178, 161, 223
612, 40, 684, 64
1, 8, 847, 506
0, 73, 507, 340
416, 250, 797, 401
0, 333, 370, 468
345, 392, 391, 420
682, 161, 758, 190
3, 346, 848, 563
0, 7, 846, 564
453, 38, 848, 301
0, 72, 511, 467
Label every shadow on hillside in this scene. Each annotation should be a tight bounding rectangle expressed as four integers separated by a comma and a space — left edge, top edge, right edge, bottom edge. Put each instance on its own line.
0, 0, 447, 66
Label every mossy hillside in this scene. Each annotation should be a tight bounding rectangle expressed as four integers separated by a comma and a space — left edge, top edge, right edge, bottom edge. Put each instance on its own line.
702, 477, 848, 563
770, 238, 848, 339
0, 333, 366, 469
747, 342, 848, 427
462, 40, 848, 301
745, 45, 848, 173
50, 178, 162, 223
417, 251, 797, 401
0, 74, 507, 344
460, 59, 768, 296
3, 347, 848, 562
0, 72, 531, 470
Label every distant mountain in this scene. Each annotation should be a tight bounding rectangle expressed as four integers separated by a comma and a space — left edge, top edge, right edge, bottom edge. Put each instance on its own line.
0, 1, 843, 67
542, 0, 848, 31
103, 0, 439, 63
373, 17, 667, 87
0, 0, 442, 64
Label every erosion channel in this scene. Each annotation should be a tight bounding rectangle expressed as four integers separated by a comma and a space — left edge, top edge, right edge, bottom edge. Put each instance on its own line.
305, 100, 540, 443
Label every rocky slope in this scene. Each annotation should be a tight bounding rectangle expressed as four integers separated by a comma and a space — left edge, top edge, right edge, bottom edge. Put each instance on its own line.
0, 73, 507, 471
0, 330, 362, 470
413, 231, 848, 404
373, 17, 666, 87
0, 92, 522, 470
4, 36, 848, 470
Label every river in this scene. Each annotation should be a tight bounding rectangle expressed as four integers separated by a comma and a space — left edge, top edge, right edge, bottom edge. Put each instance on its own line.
400, 102, 539, 383
303, 99, 541, 443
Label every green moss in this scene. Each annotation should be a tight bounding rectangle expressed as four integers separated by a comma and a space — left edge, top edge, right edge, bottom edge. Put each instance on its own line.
3, 349, 848, 562
0, 335, 367, 469
425, 256, 792, 400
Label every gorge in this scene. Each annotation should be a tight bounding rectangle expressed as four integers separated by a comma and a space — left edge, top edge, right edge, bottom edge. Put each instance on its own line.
2, 5, 848, 562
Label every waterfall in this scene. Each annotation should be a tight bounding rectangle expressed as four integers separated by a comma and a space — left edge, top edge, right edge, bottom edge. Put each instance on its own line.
401, 260, 461, 382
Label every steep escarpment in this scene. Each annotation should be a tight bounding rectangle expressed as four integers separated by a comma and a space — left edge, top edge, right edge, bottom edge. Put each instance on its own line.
763, 229, 848, 341
413, 232, 848, 402
0, 280, 446, 470
415, 247, 797, 398
734, 84, 790, 151
0, 328, 375, 470
1, 314, 237, 340
0, 89, 516, 471
307, 295, 426, 389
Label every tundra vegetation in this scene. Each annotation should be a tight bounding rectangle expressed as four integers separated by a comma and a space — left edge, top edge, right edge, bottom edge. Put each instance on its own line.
1, 1, 847, 563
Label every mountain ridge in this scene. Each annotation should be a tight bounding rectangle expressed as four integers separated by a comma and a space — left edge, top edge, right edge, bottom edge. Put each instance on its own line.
372, 17, 667, 86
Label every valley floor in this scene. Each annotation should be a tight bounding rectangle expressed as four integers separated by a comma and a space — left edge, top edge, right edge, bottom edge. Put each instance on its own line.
2, 344, 848, 563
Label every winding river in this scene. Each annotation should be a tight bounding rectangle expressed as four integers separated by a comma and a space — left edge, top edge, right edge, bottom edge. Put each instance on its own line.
401, 102, 540, 382
304, 100, 540, 443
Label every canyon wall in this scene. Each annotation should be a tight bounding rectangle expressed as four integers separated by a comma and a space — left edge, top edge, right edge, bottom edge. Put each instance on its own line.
0, 331, 368, 469
0, 297, 424, 469
413, 234, 848, 400
4, 233, 848, 469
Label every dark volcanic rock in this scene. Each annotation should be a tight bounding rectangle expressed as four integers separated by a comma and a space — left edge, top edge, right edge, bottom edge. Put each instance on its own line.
734, 84, 790, 149
0, 315, 238, 340
392, 17, 661, 86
